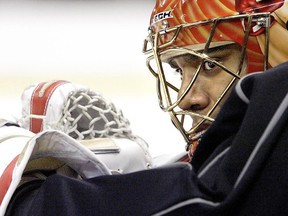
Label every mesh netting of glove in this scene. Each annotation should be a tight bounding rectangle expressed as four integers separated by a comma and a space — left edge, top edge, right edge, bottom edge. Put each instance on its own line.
59, 89, 133, 140
19, 80, 150, 154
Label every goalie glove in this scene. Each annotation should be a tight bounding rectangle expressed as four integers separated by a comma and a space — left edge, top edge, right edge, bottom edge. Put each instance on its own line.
18, 80, 153, 173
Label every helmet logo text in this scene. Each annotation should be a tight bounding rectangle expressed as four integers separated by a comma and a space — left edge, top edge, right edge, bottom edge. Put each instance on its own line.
152, 10, 173, 24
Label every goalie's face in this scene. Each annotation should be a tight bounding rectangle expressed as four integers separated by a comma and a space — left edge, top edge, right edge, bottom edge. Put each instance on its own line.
172, 43, 246, 139
145, 41, 247, 145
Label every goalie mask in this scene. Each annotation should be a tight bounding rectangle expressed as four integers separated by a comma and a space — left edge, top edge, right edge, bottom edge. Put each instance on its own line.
143, 0, 288, 153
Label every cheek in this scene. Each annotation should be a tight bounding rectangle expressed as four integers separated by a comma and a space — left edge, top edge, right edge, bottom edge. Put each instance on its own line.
209, 80, 235, 118
205, 74, 232, 100
212, 74, 238, 113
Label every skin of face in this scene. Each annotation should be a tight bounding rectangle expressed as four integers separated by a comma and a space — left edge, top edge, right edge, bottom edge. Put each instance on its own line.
166, 43, 247, 134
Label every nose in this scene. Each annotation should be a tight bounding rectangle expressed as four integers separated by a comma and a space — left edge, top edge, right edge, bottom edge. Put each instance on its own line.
178, 77, 210, 112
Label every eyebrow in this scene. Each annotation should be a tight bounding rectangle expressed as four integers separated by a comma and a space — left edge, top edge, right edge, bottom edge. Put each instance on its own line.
166, 44, 234, 68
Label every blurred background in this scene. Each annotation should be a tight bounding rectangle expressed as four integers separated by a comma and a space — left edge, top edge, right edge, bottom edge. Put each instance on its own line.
0, 0, 184, 158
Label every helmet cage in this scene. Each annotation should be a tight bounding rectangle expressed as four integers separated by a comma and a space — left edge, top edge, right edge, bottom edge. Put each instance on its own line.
144, 12, 271, 143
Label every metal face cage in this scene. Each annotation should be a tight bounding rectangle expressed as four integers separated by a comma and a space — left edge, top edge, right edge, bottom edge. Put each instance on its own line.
143, 12, 271, 145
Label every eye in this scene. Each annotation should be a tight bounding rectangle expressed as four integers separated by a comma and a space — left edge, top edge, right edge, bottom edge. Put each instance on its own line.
203, 61, 216, 70
175, 68, 183, 76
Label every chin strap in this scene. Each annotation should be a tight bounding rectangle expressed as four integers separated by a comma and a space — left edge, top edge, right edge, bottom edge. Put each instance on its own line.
185, 130, 206, 161
187, 139, 200, 161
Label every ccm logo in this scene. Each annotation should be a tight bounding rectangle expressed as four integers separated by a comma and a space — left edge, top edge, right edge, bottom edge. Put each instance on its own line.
153, 10, 173, 23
